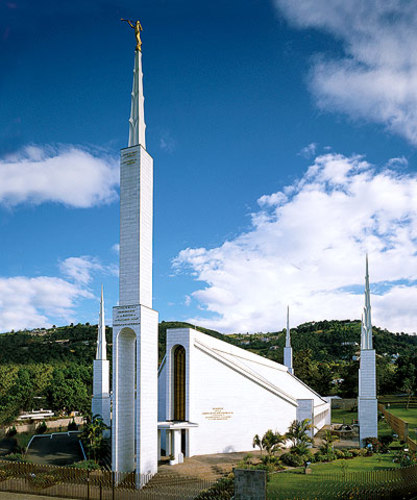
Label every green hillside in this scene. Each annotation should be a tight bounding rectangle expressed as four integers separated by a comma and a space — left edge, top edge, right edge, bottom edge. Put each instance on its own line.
0, 320, 415, 426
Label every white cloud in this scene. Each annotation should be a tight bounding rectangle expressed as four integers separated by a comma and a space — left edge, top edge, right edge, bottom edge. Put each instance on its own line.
0, 145, 119, 207
59, 256, 104, 285
0, 276, 93, 332
0, 254, 118, 332
174, 152, 417, 334
159, 131, 176, 153
274, 1, 417, 144
298, 143, 317, 158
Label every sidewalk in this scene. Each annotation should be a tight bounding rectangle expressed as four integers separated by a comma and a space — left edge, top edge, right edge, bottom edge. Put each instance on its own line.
0, 493, 76, 500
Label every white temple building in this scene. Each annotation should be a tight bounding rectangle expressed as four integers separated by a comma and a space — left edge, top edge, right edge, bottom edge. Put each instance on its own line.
358, 255, 378, 445
109, 22, 333, 474
157, 328, 331, 464
91, 286, 110, 428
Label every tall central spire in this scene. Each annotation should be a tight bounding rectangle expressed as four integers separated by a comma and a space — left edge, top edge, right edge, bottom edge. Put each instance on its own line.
128, 49, 146, 148
113, 20, 159, 482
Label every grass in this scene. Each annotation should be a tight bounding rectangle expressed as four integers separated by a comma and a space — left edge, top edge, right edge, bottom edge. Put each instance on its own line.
387, 406, 417, 441
331, 408, 357, 425
267, 455, 400, 499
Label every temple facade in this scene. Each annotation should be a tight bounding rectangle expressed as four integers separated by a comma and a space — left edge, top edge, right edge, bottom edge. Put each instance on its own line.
157, 327, 331, 464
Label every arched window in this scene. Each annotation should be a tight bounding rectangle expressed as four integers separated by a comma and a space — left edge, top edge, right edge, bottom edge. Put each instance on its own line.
173, 345, 186, 421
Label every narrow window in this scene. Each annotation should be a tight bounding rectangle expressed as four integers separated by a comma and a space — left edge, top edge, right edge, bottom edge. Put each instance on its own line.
173, 345, 186, 421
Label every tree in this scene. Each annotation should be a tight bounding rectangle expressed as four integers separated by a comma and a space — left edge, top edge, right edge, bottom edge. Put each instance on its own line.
285, 419, 313, 455
13, 368, 34, 411
252, 429, 285, 461
81, 415, 109, 463
402, 376, 416, 410
319, 430, 339, 454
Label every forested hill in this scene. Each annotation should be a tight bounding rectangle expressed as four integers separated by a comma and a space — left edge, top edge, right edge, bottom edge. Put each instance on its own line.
2, 318, 415, 367
0, 321, 237, 366
0, 320, 415, 426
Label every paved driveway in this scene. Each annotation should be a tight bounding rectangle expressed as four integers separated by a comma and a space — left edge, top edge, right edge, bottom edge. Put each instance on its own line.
26, 433, 84, 466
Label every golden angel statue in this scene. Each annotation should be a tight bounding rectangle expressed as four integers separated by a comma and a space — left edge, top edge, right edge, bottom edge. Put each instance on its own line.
121, 19, 143, 51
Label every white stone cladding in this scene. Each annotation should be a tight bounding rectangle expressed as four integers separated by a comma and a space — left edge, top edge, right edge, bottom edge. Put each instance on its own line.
358, 349, 378, 444
358, 256, 378, 445
119, 146, 153, 308
92, 288, 110, 428
296, 399, 314, 438
284, 306, 293, 374
112, 306, 158, 475
92, 359, 111, 426
112, 47, 158, 479
283, 347, 293, 375
159, 328, 330, 456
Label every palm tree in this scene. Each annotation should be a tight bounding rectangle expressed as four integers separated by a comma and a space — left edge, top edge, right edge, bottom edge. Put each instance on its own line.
82, 415, 109, 463
285, 419, 313, 455
319, 430, 339, 454
253, 430, 285, 461
252, 434, 263, 455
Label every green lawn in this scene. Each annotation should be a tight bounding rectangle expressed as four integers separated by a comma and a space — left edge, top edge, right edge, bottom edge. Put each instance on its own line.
331, 408, 357, 424
388, 407, 417, 441
268, 455, 400, 499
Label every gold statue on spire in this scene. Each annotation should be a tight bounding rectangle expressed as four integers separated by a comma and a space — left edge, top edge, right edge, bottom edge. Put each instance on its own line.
121, 19, 143, 51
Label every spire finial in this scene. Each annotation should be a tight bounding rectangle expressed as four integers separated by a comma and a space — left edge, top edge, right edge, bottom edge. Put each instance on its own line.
363, 255, 373, 350
125, 24, 146, 148
121, 19, 143, 51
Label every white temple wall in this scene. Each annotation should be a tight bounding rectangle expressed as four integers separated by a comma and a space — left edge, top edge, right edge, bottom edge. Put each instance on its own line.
158, 356, 167, 421
164, 328, 299, 457
313, 401, 331, 431
136, 306, 159, 476
158, 328, 330, 457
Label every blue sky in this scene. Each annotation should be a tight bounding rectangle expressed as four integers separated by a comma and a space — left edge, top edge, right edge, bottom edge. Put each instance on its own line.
2, 0, 417, 334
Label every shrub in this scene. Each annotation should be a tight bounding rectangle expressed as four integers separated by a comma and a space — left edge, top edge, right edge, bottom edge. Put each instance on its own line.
334, 449, 345, 459
363, 437, 382, 453
4, 453, 27, 462
28, 472, 56, 489
194, 476, 234, 500
380, 435, 394, 452
71, 460, 102, 470
344, 451, 353, 459
314, 451, 337, 462
280, 452, 305, 467
348, 449, 361, 457
14, 432, 32, 453
36, 421, 48, 434
6, 426, 16, 437
68, 419, 78, 431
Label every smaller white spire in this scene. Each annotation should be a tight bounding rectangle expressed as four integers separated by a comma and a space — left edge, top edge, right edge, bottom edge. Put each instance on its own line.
285, 305, 291, 348
284, 305, 293, 374
96, 285, 106, 360
362, 254, 373, 350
